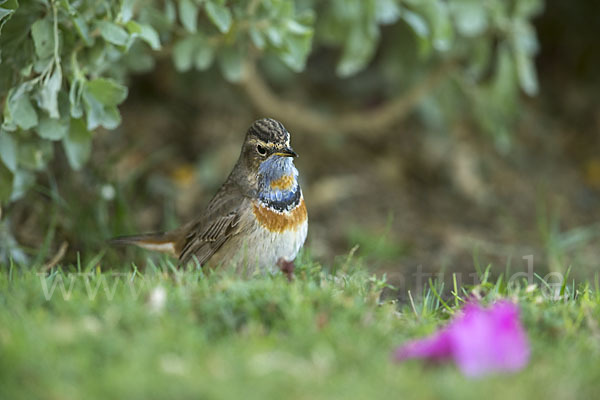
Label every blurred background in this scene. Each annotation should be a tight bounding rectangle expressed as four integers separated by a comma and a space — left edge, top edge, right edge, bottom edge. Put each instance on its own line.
1, 0, 599, 290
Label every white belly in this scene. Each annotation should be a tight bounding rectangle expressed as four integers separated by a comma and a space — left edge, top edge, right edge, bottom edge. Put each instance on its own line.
248, 218, 308, 273
209, 218, 308, 275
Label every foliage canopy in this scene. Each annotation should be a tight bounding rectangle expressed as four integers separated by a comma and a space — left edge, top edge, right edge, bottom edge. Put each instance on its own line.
0, 0, 542, 203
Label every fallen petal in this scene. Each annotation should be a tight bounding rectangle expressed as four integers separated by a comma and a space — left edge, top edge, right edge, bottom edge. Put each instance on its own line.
394, 329, 452, 361
394, 300, 530, 377
449, 301, 530, 377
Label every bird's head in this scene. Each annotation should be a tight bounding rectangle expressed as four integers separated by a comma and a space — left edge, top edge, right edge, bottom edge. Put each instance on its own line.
238, 118, 299, 197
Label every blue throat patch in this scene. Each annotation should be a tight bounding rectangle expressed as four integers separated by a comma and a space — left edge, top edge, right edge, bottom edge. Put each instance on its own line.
257, 156, 301, 212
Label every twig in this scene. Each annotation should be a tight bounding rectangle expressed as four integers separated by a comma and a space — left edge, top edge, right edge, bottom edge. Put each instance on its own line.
239, 59, 457, 137
43, 241, 68, 271
407, 290, 419, 319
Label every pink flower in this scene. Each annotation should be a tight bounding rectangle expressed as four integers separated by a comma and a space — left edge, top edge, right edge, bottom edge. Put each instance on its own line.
394, 300, 530, 377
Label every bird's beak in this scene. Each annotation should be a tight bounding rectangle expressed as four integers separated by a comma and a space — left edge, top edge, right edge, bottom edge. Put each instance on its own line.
273, 147, 298, 158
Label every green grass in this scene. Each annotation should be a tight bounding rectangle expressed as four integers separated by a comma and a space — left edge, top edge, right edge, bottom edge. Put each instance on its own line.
1, 257, 599, 400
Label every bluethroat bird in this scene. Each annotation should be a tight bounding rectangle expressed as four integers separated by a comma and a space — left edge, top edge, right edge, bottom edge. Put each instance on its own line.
111, 118, 307, 276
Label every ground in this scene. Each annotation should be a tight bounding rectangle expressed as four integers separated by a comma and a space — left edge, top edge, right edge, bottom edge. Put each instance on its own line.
1, 256, 599, 399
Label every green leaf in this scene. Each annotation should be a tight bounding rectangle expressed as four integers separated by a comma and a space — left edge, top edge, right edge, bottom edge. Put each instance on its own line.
120, 0, 136, 23
164, 0, 177, 25
126, 21, 161, 50
85, 78, 128, 106
38, 65, 62, 118
138, 23, 161, 50
123, 41, 156, 72
98, 20, 129, 46
402, 10, 429, 38
515, 0, 544, 18
63, 117, 92, 170
173, 36, 197, 72
195, 43, 215, 70
286, 19, 311, 35
18, 140, 54, 171
0, 0, 18, 40
31, 18, 54, 59
249, 27, 265, 49
422, 2, 454, 51
10, 169, 35, 201
82, 91, 121, 130
450, 0, 487, 37
179, 0, 198, 33
514, 45, 538, 96
205, 2, 232, 33
512, 19, 539, 55
36, 116, 69, 141
174, 35, 214, 71
4, 86, 38, 130
218, 46, 243, 82
0, 131, 17, 172
279, 33, 312, 72
0, 7, 12, 19
69, 78, 84, 118
82, 78, 126, 130
73, 15, 92, 46
467, 36, 492, 80
337, 25, 378, 77
512, 20, 539, 96
0, 4, 15, 21
266, 26, 283, 46
0, 161, 14, 203
0, 1, 16, 24
375, 0, 401, 25
476, 44, 518, 144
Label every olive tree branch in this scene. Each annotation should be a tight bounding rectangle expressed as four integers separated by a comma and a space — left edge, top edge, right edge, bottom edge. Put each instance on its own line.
239, 59, 457, 136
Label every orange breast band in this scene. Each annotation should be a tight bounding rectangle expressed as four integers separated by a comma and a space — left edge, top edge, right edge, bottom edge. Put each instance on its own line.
253, 198, 307, 233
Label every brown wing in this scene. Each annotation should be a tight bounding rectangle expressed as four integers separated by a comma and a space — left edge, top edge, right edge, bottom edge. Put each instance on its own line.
177, 180, 248, 266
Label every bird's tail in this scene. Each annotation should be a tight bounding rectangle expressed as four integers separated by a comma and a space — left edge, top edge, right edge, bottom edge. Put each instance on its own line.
109, 232, 180, 257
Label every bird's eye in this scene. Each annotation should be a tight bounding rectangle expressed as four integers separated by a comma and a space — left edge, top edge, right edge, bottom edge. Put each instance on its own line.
256, 145, 267, 156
